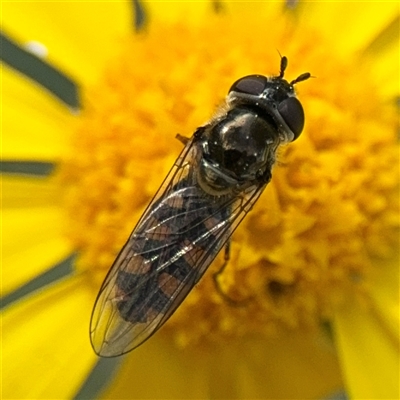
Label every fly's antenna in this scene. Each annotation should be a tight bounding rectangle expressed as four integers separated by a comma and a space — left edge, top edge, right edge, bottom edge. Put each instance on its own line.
279, 54, 288, 78
277, 51, 312, 85
290, 72, 312, 85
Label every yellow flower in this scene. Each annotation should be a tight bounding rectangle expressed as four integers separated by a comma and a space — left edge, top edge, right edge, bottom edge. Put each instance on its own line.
2, 2, 399, 399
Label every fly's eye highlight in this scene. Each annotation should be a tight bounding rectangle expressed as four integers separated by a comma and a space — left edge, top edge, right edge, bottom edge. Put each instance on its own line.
229, 75, 268, 96
277, 96, 305, 140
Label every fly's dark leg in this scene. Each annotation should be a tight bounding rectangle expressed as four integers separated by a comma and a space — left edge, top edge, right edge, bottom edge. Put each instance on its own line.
176, 126, 207, 145
212, 240, 231, 292
212, 241, 253, 306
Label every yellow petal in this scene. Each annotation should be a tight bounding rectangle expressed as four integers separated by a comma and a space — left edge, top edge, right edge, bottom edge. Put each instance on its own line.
224, 1, 282, 19
1, 1, 133, 86
360, 18, 400, 99
2, 274, 99, 399
145, 0, 213, 26
2, 65, 76, 160
2, 175, 73, 293
102, 330, 343, 399
235, 332, 343, 399
2, 205, 72, 295
333, 255, 400, 399
368, 254, 400, 345
2, 175, 61, 208
300, 2, 399, 57
101, 336, 210, 399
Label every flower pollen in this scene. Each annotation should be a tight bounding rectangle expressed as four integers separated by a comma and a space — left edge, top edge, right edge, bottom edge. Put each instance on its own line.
61, 13, 399, 348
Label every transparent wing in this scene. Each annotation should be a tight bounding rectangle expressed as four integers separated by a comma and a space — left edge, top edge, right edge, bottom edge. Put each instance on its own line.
90, 136, 267, 357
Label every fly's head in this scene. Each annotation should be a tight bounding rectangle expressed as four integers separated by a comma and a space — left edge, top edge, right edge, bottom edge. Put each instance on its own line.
228, 56, 310, 142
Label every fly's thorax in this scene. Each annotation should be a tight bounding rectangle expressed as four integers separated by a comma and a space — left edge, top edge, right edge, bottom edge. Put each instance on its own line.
195, 106, 280, 196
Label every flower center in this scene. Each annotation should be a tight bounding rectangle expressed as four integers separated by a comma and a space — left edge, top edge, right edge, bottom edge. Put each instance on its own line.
62, 14, 399, 348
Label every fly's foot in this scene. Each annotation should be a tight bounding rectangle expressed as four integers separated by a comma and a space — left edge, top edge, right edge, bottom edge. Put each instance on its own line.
213, 262, 254, 307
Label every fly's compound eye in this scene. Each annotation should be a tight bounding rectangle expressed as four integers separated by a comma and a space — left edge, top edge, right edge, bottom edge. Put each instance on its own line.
229, 75, 268, 96
277, 96, 305, 141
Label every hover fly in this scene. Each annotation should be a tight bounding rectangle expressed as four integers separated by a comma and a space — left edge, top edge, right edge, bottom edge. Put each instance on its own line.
90, 56, 310, 357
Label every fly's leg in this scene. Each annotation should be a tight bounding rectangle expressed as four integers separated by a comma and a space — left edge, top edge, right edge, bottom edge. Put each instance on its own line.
213, 241, 253, 306
212, 241, 231, 298
175, 133, 190, 145
192, 126, 207, 141
176, 126, 207, 145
